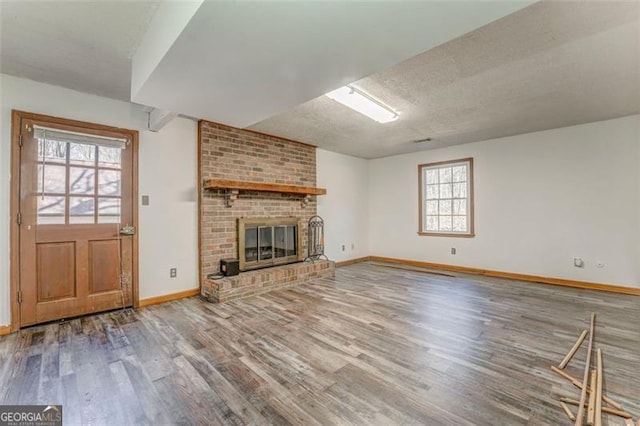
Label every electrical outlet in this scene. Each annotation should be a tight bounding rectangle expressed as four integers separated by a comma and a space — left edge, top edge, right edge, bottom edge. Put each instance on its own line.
141, 195, 150, 206
573, 258, 584, 268
450, 248, 456, 255
170, 268, 177, 278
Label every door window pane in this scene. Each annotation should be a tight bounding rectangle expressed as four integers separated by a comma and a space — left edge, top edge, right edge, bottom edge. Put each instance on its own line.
98, 146, 121, 168
37, 164, 66, 194
69, 167, 95, 195
98, 169, 121, 196
69, 143, 96, 166
37, 196, 65, 224
98, 198, 121, 224
38, 139, 66, 163
69, 197, 95, 224
32, 128, 128, 227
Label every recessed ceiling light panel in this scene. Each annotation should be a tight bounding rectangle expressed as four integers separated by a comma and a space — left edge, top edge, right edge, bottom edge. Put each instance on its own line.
325, 86, 398, 124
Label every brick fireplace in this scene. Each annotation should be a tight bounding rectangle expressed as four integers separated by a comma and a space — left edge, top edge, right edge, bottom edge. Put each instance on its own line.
198, 121, 335, 302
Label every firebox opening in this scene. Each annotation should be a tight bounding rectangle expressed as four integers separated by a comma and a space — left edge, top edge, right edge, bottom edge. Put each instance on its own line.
238, 217, 304, 271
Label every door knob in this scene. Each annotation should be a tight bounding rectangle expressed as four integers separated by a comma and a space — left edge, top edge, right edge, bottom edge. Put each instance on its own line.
120, 226, 135, 235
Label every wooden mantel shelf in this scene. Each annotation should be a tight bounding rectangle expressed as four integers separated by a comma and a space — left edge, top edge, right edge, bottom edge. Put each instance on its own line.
204, 179, 326, 195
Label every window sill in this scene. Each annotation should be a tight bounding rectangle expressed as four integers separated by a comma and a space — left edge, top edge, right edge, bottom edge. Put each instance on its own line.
417, 232, 475, 238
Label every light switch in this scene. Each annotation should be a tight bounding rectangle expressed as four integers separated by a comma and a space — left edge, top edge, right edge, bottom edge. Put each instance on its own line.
141, 195, 149, 206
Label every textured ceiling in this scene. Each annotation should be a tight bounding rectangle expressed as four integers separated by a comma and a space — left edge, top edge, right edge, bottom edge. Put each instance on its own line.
249, 1, 640, 159
131, 1, 531, 128
1, 1, 637, 159
0, 1, 159, 101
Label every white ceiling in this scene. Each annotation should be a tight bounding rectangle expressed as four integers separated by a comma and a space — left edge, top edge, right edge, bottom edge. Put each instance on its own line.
131, 1, 532, 128
0, 0, 159, 101
1, 1, 638, 159
250, 1, 640, 158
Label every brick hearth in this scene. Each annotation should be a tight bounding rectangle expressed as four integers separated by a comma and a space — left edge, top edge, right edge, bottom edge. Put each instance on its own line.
202, 260, 335, 303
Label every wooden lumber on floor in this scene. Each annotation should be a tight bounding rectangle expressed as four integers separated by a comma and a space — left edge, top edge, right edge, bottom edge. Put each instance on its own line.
551, 313, 639, 425
559, 329, 588, 369
561, 398, 632, 419
595, 349, 603, 426
587, 370, 597, 425
550, 366, 622, 410
575, 313, 596, 426
561, 401, 577, 421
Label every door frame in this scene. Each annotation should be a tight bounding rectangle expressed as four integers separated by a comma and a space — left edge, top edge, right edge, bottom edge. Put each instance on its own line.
9, 110, 140, 332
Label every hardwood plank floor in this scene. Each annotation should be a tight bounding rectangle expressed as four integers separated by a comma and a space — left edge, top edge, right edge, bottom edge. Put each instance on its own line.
1, 262, 638, 425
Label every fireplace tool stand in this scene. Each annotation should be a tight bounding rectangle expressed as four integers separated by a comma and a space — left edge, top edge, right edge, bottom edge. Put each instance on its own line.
304, 215, 328, 262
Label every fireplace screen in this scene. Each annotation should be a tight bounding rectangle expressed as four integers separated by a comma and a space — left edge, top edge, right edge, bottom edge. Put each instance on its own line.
238, 218, 303, 271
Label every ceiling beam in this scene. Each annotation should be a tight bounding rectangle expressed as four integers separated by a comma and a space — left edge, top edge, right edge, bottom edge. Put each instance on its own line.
147, 108, 177, 132
131, 1, 535, 128
131, 0, 204, 101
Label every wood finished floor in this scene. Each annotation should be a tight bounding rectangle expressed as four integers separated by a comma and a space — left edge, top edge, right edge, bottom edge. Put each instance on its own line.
1, 262, 639, 425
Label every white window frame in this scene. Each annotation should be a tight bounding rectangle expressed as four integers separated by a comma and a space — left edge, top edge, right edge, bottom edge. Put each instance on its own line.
418, 158, 474, 237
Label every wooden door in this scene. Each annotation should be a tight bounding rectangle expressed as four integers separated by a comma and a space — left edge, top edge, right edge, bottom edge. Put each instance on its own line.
16, 114, 137, 327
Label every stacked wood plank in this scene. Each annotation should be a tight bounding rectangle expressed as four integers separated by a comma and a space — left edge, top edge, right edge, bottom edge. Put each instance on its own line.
552, 313, 637, 425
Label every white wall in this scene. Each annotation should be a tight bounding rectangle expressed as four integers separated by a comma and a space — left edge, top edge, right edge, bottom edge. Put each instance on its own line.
317, 149, 369, 263
138, 117, 198, 300
1, 76, 637, 330
369, 115, 640, 288
0, 74, 199, 326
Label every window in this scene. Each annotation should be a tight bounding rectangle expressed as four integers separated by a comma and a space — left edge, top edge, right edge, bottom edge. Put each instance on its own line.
419, 158, 474, 236
35, 127, 125, 225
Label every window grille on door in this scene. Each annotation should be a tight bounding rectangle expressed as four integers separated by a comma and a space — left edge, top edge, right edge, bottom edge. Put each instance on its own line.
34, 126, 128, 225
